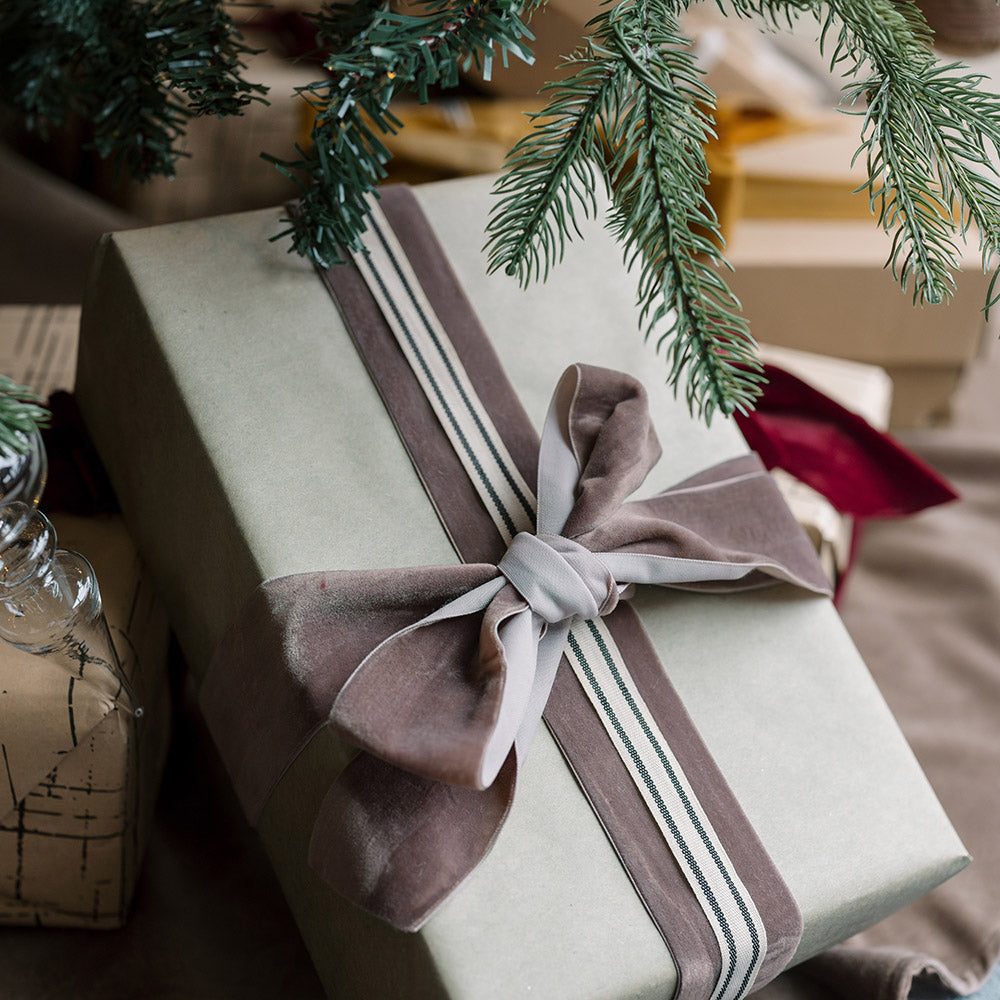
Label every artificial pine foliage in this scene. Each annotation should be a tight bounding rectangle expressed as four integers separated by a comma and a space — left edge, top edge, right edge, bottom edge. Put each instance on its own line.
4, 0, 1000, 421
266, 0, 543, 260
247, 0, 1000, 420
486, 0, 1000, 418
0, 0, 266, 181
0, 378, 48, 456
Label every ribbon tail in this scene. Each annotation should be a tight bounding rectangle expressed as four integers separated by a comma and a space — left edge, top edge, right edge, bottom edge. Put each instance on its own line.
201, 565, 502, 825
598, 549, 832, 595
309, 751, 516, 931
513, 622, 571, 761
311, 610, 565, 932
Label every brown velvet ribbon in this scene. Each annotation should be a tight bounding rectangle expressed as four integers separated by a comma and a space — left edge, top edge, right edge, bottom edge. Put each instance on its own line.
200, 186, 832, 998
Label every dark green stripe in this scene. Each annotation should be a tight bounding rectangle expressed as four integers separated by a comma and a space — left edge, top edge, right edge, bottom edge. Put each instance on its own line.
568, 623, 760, 999
359, 251, 520, 538
583, 620, 762, 997
581, 620, 762, 997
369, 213, 536, 530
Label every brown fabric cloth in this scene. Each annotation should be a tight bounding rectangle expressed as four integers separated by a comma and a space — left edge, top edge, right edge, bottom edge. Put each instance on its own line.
788, 431, 1000, 1000
0, 144, 136, 304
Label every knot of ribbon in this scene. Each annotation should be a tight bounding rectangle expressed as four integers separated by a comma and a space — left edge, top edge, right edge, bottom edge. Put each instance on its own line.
328, 365, 829, 799
497, 531, 621, 624
202, 363, 831, 936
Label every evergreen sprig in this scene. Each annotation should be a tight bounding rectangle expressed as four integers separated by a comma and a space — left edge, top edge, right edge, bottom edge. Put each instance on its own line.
0, 0, 267, 181
828, 1, 1000, 307
487, 0, 765, 420
0, 377, 49, 457
6, 0, 1000, 422
729, 0, 1000, 309
485, 45, 620, 285
484, 0, 1000, 418
268, 0, 545, 266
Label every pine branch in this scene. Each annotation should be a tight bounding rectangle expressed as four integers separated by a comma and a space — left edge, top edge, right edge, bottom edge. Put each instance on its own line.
487, 0, 763, 419
606, 1, 765, 419
486, 0, 1000, 417
486, 44, 624, 284
269, 0, 544, 267
726, 0, 1000, 308
0, 0, 267, 181
10, 0, 1000, 423
0, 377, 49, 457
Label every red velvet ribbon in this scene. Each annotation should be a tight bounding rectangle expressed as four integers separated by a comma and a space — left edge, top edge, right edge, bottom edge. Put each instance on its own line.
735, 363, 958, 518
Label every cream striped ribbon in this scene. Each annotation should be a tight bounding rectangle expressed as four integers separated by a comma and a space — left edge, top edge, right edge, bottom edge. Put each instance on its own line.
349, 199, 767, 1000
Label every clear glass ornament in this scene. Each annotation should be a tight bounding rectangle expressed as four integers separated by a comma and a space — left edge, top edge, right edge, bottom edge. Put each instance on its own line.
0, 501, 143, 718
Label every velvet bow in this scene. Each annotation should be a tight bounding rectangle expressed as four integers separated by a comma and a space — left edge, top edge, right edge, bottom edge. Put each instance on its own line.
292, 364, 831, 930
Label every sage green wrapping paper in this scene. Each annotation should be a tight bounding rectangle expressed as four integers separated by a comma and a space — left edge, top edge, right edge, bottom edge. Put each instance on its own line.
75, 174, 968, 1000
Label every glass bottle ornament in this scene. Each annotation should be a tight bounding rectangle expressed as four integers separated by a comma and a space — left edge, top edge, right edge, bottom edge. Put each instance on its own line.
0, 500, 142, 718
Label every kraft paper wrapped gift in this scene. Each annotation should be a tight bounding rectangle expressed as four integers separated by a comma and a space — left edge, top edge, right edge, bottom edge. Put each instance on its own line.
75, 174, 967, 999
0, 512, 171, 927
723, 209, 990, 430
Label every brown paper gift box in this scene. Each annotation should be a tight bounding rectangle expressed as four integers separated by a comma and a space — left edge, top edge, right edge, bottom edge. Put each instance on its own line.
75, 173, 967, 998
683, 15, 990, 429
0, 304, 172, 928
700, 112, 991, 429
0, 512, 172, 928
723, 214, 990, 428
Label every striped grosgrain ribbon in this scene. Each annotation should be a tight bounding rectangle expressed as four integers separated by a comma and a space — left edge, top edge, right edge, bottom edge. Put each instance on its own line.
349, 199, 769, 1000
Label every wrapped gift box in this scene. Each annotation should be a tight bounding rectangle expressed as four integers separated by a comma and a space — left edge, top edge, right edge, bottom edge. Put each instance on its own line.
724, 216, 990, 427
708, 114, 875, 231
0, 304, 172, 927
0, 511, 172, 927
687, 17, 835, 121
75, 174, 967, 997
371, 98, 547, 183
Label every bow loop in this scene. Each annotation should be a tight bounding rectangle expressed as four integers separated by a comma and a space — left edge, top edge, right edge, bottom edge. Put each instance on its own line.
329, 572, 520, 790
541, 365, 662, 539
497, 531, 619, 625
330, 365, 832, 807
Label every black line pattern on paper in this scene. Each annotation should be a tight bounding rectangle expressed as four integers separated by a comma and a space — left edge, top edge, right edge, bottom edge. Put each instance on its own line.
2, 744, 15, 810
